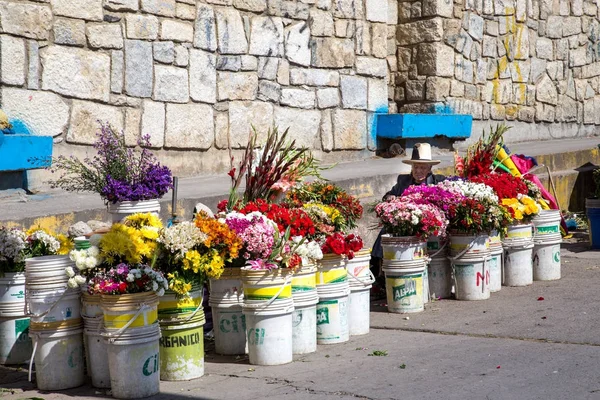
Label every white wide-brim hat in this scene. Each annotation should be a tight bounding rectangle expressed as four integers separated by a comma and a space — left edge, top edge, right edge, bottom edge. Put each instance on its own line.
402, 143, 441, 165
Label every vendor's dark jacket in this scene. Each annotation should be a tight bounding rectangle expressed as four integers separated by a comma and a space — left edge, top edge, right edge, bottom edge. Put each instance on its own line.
372, 172, 446, 259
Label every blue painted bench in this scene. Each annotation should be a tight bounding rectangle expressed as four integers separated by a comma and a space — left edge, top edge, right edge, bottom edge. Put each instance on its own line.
0, 121, 52, 173
376, 113, 473, 139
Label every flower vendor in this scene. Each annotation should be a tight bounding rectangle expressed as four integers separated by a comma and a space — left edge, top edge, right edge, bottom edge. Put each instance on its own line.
370, 143, 446, 278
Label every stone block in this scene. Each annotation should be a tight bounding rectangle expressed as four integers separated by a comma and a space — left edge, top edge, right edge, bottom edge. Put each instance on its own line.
87, 23, 123, 49
126, 14, 159, 40
356, 57, 388, 77
335, 19, 354, 38
218, 72, 258, 100
241, 55, 258, 71
194, 4, 218, 51
111, 50, 124, 93
124, 107, 141, 146
309, 9, 334, 37
174, 47, 188, 66
535, 38, 553, 60
51, 0, 103, 21
153, 65, 189, 103
228, 101, 273, 147
397, 18, 443, 46
104, 0, 139, 12
190, 49, 217, 104
332, 109, 366, 149
289, 68, 339, 86
280, 88, 315, 108
176, 3, 196, 19
249, 16, 284, 56
515, 0, 526, 20
422, 0, 453, 17
509, 59, 530, 83
556, 95, 578, 122
450, 80, 464, 96
154, 41, 175, 63
387, 0, 398, 23
317, 88, 339, 108
0, 35, 26, 86
41, 45, 110, 101
340, 75, 367, 109
517, 106, 535, 122
355, 21, 371, 56
366, 0, 387, 22
54, 17, 86, 46
1, 87, 69, 137
563, 16, 582, 37
258, 57, 279, 79
536, 74, 558, 105
466, 13, 484, 40
215, 8, 248, 54
311, 38, 354, 68
535, 103, 555, 122
217, 55, 242, 71
273, 107, 320, 148
417, 42, 454, 77
371, 24, 388, 59
27, 40, 39, 90
405, 80, 425, 100
277, 59, 289, 84
124, 40, 153, 98
546, 16, 562, 38
0, 2, 52, 40
320, 110, 333, 151
165, 103, 214, 149
141, 0, 176, 16
161, 20, 194, 42
258, 80, 281, 102
424, 76, 450, 101
68, 100, 123, 144
333, 0, 363, 19
234, 0, 267, 12
367, 78, 388, 112
569, 47, 588, 68
214, 111, 229, 149
285, 22, 311, 66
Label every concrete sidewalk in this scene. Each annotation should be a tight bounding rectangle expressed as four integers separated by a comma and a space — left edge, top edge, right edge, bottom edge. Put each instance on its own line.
1, 233, 599, 400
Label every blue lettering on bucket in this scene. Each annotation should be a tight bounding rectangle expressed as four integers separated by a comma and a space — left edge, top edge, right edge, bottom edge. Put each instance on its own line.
143, 354, 159, 376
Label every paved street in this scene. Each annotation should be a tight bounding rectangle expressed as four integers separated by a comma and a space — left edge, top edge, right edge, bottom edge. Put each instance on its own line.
1, 233, 599, 400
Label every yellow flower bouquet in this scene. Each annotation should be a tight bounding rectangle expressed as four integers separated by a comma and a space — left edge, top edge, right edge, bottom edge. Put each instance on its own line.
501, 195, 542, 223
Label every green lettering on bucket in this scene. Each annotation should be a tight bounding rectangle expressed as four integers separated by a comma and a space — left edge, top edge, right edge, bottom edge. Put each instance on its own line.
14, 319, 29, 336
536, 226, 559, 234
143, 354, 159, 376
10, 290, 24, 299
248, 328, 265, 345
553, 251, 560, 263
392, 280, 416, 301
316, 307, 330, 325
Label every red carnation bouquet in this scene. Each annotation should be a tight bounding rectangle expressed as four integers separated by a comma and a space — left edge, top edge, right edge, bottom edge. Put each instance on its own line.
236, 199, 316, 238
321, 232, 363, 260
470, 173, 528, 200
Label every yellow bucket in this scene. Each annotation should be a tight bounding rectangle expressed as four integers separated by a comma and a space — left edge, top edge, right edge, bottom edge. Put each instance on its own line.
316, 254, 347, 285
291, 264, 317, 293
241, 268, 292, 301
101, 292, 159, 330
158, 286, 203, 318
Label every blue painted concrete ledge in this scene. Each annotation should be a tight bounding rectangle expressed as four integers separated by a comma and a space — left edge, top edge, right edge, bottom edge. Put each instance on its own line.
376, 113, 473, 139
0, 121, 52, 172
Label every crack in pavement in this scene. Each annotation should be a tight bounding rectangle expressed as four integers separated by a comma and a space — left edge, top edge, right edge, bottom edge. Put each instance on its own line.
371, 326, 600, 347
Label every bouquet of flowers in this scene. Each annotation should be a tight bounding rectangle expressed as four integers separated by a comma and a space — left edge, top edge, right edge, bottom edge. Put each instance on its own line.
501, 195, 542, 223
194, 211, 243, 267
401, 184, 466, 215
469, 173, 528, 200
455, 124, 510, 178
0, 227, 27, 274
291, 236, 323, 266
446, 197, 513, 235
66, 244, 102, 289
49, 122, 173, 204
374, 199, 448, 239
87, 263, 168, 296
320, 232, 363, 259
234, 200, 316, 238
438, 179, 499, 203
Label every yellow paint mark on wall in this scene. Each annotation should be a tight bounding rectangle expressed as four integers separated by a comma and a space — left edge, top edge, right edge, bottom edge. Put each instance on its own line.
28, 214, 75, 234
349, 183, 375, 199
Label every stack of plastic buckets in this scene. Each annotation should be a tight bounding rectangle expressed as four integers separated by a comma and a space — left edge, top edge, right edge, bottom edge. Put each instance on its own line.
101, 292, 161, 398
25, 255, 84, 390
291, 264, 318, 353
503, 224, 534, 286
0, 270, 32, 366
487, 231, 503, 292
381, 235, 427, 313
158, 284, 205, 381
449, 234, 491, 301
209, 268, 246, 355
345, 249, 374, 336
532, 210, 562, 281
315, 255, 350, 344
242, 268, 294, 365
426, 236, 452, 300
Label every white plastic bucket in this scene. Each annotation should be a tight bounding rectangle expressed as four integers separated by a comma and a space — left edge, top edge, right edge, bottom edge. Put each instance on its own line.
489, 248, 503, 293
422, 266, 430, 304
503, 244, 534, 287
101, 292, 159, 331
107, 199, 161, 223
209, 292, 246, 355
105, 323, 161, 399
503, 224, 533, 246
348, 284, 370, 336
449, 234, 490, 256
209, 267, 243, 296
292, 264, 317, 293
0, 272, 27, 317
292, 289, 318, 354
241, 268, 292, 302
243, 297, 294, 365
427, 257, 452, 299
83, 316, 110, 388
29, 323, 85, 391
451, 253, 491, 301
381, 235, 427, 261
0, 316, 32, 365
81, 293, 103, 318
346, 249, 371, 279
316, 255, 347, 285
382, 259, 426, 313
316, 281, 350, 344
533, 239, 561, 281
25, 255, 73, 283
27, 288, 81, 325
532, 210, 562, 240
159, 310, 206, 381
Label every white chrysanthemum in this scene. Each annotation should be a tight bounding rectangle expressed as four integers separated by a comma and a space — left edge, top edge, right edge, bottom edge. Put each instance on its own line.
126, 273, 135, 282
65, 267, 75, 278
67, 278, 78, 289
74, 275, 87, 285
87, 246, 99, 257
157, 222, 207, 259
131, 269, 142, 278
29, 230, 60, 253
84, 257, 98, 270
152, 281, 159, 291
0, 228, 27, 261
156, 288, 165, 297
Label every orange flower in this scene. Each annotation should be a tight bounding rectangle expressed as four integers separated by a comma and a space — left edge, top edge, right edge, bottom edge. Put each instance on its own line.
194, 213, 242, 260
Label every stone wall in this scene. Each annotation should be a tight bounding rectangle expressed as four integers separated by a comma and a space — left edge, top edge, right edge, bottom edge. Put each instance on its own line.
394, 0, 600, 142
0, 0, 395, 180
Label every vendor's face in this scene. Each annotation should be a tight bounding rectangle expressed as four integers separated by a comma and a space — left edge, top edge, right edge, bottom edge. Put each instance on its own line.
411, 164, 432, 183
